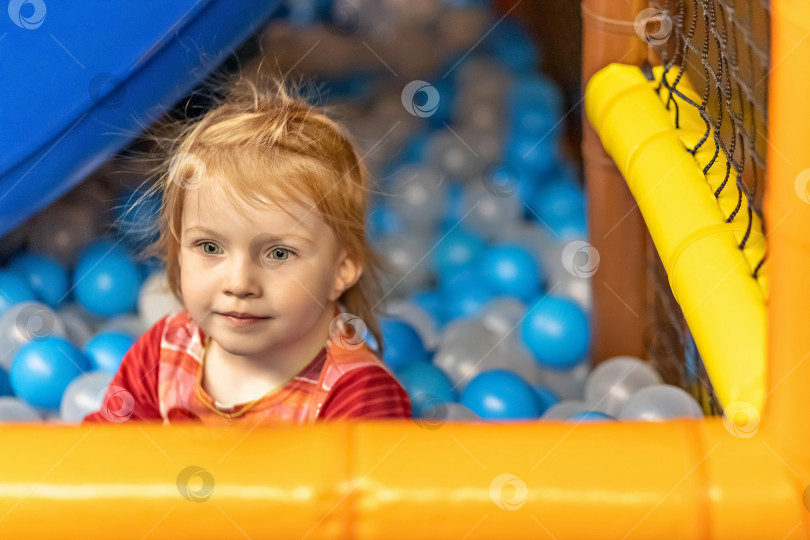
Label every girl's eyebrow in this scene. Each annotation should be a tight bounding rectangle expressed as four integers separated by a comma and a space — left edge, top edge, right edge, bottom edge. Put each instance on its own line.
184, 226, 313, 245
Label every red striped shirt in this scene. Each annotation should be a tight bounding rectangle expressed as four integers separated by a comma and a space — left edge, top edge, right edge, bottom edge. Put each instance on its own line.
82, 309, 411, 426
320, 366, 413, 420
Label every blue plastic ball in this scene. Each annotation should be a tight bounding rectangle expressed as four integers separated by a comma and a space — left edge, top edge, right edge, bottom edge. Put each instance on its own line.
74, 240, 141, 317
432, 228, 485, 277
545, 212, 588, 240
549, 158, 580, 186
509, 108, 558, 145
441, 182, 465, 228
0, 367, 12, 396
410, 289, 446, 327
83, 331, 136, 373
424, 78, 454, 129
380, 318, 429, 370
569, 410, 615, 422
367, 201, 405, 240
364, 329, 379, 352
394, 362, 457, 418
9, 252, 70, 308
531, 180, 586, 226
485, 19, 541, 74
10, 336, 91, 409
481, 160, 538, 209
477, 243, 543, 302
505, 133, 556, 176
440, 268, 497, 320
531, 385, 560, 415
0, 270, 37, 317
461, 369, 540, 420
400, 132, 431, 164
138, 257, 164, 281
509, 75, 565, 124
521, 295, 590, 370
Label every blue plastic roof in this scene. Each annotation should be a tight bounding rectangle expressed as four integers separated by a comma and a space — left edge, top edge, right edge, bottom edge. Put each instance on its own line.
0, 0, 281, 236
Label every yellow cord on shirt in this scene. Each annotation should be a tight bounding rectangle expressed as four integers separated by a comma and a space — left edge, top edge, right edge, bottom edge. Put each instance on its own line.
195, 336, 282, 420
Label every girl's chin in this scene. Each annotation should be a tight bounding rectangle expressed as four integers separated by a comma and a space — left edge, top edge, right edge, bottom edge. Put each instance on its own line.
209, 339, 272, 359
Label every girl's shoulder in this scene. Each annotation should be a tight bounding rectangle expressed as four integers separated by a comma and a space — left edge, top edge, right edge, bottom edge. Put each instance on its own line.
320, 339, 393, 391
158, 310, 204, 350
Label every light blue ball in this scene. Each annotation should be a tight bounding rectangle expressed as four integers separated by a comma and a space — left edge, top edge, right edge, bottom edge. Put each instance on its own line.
569, 410, 615, 422
528, 176, 589, 237
531, 385, 559, 415
521, 295, 590, 370
367, 200, 405, 240
74, 240, 141, 317
424, 78, 454, 129
545, 212, 588, 240
400, 132, 431, 164
481, 160, 538, 209
549, 158, 580, 186
505, 133, 556, 176
509, 107, 559, 145
509, 75, 565, 123
0, 270, 37, 317
531, 180, 586, 226
432, 228, 485, 277
394, 362, 457, 418
380, 318, 429, 370
138, 257, 164, 281
461, 369, 540, 420
9, 252, 70, 308
83, 331, 136, 373
477, 243, 544, 302
440, 269, 497, 320
485, 19, 541, 74
441, 182, 465, 228
0, 367, 12, 396
10, 336, 91, 409
410, 289, 446, 327
364, 329, 379, 352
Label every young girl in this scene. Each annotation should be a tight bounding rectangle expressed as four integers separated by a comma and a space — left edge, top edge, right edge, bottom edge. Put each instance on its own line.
83, 74, 412, 425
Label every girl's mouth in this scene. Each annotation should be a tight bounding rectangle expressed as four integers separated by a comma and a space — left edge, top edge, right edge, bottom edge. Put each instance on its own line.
218, 313, 271, 327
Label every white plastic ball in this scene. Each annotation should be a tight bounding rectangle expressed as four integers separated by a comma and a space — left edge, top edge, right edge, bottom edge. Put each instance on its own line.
0, 396, 42, 422
478, 296, 527, 338
59, 371, 114, 423
57, 303, 97, 347
461, 182, 522, 241
537, 361, 589, 401
617, 384, 704, 421
138, 270, 183, 329
375, 232, 434, 296
584, 356, 663, 416
0, 302, 68, 371
387, 164, 448, 233
541, 400, 591, 420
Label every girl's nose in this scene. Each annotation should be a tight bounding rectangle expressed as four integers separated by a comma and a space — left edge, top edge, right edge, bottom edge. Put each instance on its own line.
223, 255, 261, 298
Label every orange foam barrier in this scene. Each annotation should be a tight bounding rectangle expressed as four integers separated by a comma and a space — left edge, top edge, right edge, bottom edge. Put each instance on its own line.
0, 1, 808, 538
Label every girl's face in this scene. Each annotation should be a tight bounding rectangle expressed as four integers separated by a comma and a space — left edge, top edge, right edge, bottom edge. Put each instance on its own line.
177, 177, 358, 360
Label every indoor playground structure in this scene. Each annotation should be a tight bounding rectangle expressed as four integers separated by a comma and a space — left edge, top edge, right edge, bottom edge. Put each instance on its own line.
0, 0, 809, 538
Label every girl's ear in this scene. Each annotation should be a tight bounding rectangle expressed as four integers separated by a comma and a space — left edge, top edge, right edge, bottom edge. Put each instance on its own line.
329, 249, 363, 302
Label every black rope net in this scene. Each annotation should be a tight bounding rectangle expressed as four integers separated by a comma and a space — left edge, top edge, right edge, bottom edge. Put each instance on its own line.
642, 0, 770, 414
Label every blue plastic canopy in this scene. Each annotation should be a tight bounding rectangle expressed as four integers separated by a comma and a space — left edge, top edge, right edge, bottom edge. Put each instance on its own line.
0, 0, 281, 236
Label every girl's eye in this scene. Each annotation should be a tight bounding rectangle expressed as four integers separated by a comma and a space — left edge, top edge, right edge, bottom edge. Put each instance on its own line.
199, 242, 221, 255
268, 247, 292, 261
